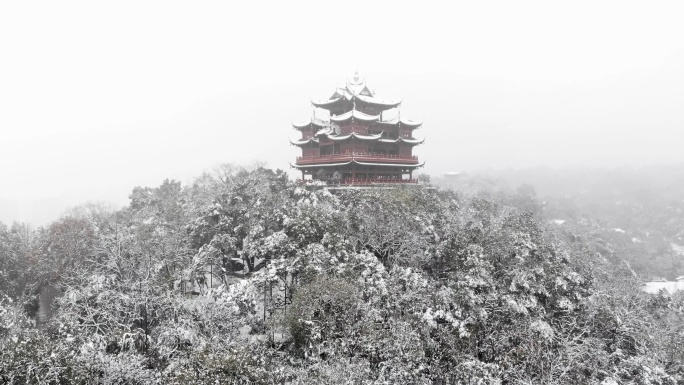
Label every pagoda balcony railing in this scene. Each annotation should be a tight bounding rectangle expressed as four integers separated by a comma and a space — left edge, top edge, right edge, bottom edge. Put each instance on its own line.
297, 178, 418, 186
297, 152, 418, 161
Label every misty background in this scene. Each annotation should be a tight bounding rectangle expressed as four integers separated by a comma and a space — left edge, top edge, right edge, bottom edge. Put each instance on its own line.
1, 0, 683, 226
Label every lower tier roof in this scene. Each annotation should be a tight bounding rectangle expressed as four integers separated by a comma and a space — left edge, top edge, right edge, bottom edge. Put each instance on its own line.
291, 159, 425, 169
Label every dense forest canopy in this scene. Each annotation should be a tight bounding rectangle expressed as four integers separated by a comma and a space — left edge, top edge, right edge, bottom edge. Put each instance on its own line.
435, 164, 684, 280
1, 164, 684, 384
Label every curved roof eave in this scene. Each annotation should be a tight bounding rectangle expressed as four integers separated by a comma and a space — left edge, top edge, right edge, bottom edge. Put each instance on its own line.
292, 120, 312, 129
292, 118, 330, 129
330, 109, 381, 123
326, 134, 353, 141
399, 137, 425, 145
311, 97, 344, 108
289, 138, 318, 146
375, 118, 423, 128
400, 118, 423, 127
352, 160, 424, 168
356, 94, 402, 108
291, 161, 353, 169
322, 132, 383, 141
351, 132, 383, 140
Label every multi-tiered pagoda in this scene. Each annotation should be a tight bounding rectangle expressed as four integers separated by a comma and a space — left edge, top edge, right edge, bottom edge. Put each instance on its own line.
291, 72, 424, 185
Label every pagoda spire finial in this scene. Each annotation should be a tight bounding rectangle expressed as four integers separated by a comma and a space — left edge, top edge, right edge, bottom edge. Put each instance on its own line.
353, 68, 360, 83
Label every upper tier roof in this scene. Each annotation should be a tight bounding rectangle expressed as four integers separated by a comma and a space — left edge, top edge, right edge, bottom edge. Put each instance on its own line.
311, 72, 401, 112
356, 94, 402, 108
330, 109, 380, 123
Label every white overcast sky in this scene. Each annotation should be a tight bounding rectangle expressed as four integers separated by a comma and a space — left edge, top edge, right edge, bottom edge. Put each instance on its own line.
1, 0, 683, 225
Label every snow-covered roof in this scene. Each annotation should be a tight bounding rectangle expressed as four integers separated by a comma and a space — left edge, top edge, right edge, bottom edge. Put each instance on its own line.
311, 96, 346, 108
293, 158, 422, 169
344, 72, 373, 97
291, 161, 353, 169
316, 132, 420, 143
292, 120, 312, 129
330, 109, 380, 122
376, 117, 423, 128
399, 118, 423, 127
292, 118, 329, 129
289, 137, 318, 146
325, 134, 351, 141
376, 137, 424, 145
324, 132, 383, 141
352, 132, 383, 140
399, 137, 425, 145
353, 160, 424, 168
315, 127, 334, 136
356, 94, 401, 108
313, 93, 400, 109
312, 72, 401, 111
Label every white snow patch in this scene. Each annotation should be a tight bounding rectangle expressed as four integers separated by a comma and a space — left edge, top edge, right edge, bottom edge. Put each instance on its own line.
642, 281, 684, 294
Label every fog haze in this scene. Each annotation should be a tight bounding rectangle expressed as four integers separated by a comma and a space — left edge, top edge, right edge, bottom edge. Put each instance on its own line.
1, 0, 683, 225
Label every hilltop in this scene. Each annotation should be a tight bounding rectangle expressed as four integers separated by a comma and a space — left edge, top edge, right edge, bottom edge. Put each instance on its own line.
2, 165, 684, 384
